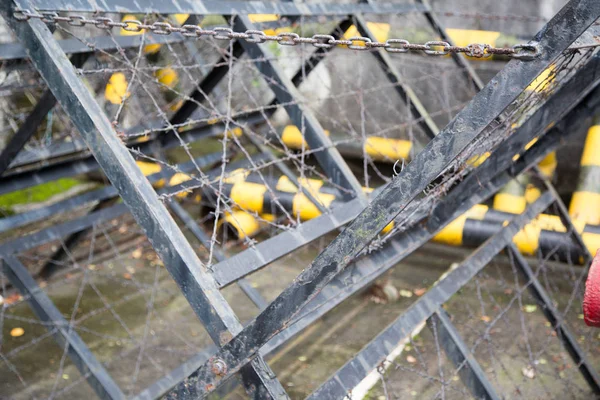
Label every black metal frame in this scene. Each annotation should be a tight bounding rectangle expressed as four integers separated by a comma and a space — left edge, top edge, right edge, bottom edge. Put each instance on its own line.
0, 0, 599, 398
170, 2, 600, 396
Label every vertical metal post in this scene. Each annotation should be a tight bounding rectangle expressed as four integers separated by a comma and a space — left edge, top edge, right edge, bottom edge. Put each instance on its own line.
1, 2, 288, 398
2, 255, 125, 399
427, 308, 500, 400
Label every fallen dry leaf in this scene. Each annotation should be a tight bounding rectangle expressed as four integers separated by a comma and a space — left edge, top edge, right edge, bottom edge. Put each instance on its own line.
131, 248, 142, 259
413, 288, 427, 296
406, 355, 417, 364
480, 315, 491, 323
123, 273, 132, 280
399, 289, 413, 298
10, 327, 25, 337
523, 304, 537, 313
522, 365, 535, 379
4, 293, 22, 305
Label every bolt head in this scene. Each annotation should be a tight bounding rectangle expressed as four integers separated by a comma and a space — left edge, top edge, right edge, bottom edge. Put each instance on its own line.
211, 358, 228, 376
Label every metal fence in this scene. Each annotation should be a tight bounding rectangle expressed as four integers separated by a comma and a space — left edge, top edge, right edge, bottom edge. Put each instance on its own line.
0, 0, 599, 398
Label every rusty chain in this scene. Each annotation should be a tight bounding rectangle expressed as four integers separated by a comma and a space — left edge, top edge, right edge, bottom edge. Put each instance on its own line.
12, 8, 543, 60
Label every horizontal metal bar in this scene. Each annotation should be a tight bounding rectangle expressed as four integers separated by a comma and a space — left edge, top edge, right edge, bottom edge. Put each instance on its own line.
212, 194, 368, 287
18, 0, 427, 16
0, 155, 97, 196
0, 112, 264, 194
0, 31, 188, 62
0, 152, 222, 234
2, 255, 124, 399
308, 192, 554, 399
428, 308, 500, 400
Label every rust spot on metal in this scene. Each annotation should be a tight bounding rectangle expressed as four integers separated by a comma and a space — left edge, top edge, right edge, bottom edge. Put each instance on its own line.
219, 330, 233, 345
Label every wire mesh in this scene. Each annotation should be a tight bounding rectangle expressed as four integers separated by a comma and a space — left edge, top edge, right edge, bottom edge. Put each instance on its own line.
0, 3, 599, 399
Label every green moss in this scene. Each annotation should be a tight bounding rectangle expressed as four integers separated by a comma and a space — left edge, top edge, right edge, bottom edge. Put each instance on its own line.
0, 178, 83, 213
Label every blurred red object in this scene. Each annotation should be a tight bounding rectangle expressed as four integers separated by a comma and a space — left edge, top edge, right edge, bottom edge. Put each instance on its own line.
583, 250, 600, 327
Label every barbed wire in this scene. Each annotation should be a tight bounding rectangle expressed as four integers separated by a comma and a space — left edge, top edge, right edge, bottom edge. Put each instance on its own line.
12, 9, 543, 60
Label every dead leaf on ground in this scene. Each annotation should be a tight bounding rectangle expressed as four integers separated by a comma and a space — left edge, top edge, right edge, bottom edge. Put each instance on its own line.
406, 355, 417, 363
523, 304, 537, 313
413, 288, 427, 296
4, 293, 22, 305
480, 315, 491, 323
132, 248, 142, 259
10, 327, 25, 337
522, 365, 536, 379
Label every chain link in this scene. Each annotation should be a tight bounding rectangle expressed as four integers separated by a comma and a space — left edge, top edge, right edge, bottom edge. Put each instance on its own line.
13, 8, 543, 60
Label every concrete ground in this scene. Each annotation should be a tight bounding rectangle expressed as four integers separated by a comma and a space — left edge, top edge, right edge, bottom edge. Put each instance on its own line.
1, 218, 598, 399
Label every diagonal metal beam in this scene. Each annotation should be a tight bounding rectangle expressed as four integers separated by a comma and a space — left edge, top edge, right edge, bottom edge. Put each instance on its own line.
353, 12, 439, 139
427, 308, 500, 400
232, 15, 367, 202
143, 86, 598, 398
426, 51, 600, 233
166, 196, 269, 311
0, 32, 192, 62
152, 71, 600, 399
308, 192, 554, 399
417, 0, 485, 90
0, 52, 88, 176
1, 255, 125, 400
507, 245, 600, 394
1, 2, 288, 398
211, 27, 600, 292
170, 2, 600, 394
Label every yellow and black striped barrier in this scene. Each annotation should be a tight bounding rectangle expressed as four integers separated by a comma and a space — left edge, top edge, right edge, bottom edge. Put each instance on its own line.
276, 125, 412, 163
216, 171, 391, 239
570, 121, 600, 225
203, 169, 600, 260
434, 204, 600, 262
493, 175, 529, 214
